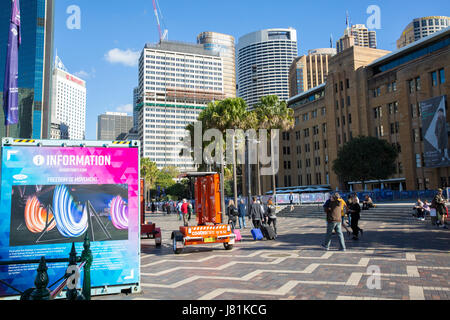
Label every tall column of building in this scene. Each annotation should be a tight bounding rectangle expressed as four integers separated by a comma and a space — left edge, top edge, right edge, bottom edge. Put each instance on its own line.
237, 28, 298, 109
138, 41, 224, 171
50, 57, 86, 140
0, 0, 54, 139
197, 32, 236, 98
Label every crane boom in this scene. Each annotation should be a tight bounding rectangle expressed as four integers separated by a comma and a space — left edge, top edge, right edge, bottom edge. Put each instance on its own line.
152, 0, 163, 42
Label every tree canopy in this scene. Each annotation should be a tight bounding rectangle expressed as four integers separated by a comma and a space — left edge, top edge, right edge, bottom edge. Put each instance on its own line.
332, 136, 399, 187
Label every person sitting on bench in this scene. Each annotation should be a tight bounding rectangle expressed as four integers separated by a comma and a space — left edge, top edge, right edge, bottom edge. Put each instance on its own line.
413, 198, 425, 221
362, 195, 375, 210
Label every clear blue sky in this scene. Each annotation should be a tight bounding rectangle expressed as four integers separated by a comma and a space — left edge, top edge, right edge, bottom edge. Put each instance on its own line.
53, 0, 450, 140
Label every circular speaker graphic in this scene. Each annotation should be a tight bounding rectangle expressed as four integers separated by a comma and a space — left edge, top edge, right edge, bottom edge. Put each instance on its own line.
24, 196, 56, 233
53, 185, 88, 238
110, 196, 128, 230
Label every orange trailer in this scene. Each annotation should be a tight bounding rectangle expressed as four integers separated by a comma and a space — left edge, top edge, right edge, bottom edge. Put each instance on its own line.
171, 172, 235, 254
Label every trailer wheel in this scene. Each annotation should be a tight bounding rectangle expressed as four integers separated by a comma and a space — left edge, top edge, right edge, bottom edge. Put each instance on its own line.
223, 243, 234, 251
172, 231, 184, 254
173, 237, 183, 254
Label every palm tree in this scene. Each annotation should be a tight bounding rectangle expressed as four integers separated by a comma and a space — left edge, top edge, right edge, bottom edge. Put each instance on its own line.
184, 98, 249, 218
253, 95, 295, 198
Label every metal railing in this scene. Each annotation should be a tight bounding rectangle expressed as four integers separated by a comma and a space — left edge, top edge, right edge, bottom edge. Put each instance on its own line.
0, 234, 93, 300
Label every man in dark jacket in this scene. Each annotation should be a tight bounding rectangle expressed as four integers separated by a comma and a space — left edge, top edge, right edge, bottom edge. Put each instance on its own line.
321, 193, 346, 251
249, 197, 264, 229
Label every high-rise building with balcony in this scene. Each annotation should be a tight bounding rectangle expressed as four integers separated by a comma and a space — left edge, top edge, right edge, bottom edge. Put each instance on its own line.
138, 40, 224, 170
397, 16, 450, 49
0, 0, 54, 139
236, 28, 298, 108
197, 32, 236, 98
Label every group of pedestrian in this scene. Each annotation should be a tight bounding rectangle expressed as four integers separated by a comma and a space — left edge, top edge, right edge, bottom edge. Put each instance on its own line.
227, 197, 277, 236
321, 193, 364, 251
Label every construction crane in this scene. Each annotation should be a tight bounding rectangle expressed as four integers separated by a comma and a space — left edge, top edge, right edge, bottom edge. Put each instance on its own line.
152, 0, 168, 42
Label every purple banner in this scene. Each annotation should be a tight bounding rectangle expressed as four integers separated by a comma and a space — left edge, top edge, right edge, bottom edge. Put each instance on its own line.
3, 0, 21, 126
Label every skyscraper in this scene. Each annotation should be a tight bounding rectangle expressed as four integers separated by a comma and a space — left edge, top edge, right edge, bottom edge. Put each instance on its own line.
138, 40, 224, 170
336, 24, 377, 53
236, 28, 298, 108
97, 112, 133, 141
0, 0, 54, 139
396, 16, 450, 49
289, 48, 336, 97
197, 32, 236, 98
50, 56, 86, 140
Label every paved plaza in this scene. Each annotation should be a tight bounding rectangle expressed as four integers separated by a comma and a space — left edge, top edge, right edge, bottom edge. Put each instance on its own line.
96, 203, 450, 300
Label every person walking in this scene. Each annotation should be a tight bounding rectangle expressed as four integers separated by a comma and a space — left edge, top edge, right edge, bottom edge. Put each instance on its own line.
181, 199, 189, 226
249, 197, 264, 229
187, 201, 193, 221
226, 200, 238, 230
238, 199, 247, 229
177, 200, 183, 221
337, 194, 350, 237
348, 194, 363, 240
321, 193, 346, 251
432, 189, 448, 229
266, 199, 278, 236
289, 192, 295, 211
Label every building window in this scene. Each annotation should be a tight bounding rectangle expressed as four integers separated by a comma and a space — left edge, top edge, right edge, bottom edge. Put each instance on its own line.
416, 154, 422, 168
373, 87, 381, 97
374, 106, 382, 118
439, 69, 446, 84
415, 77, 421, 91
347, 96, 351, 106
375, 125, 384, 137
304, 128, 310, 137
392, 81, 397, 92
346, 79, 350, 89
431, 71, 438, 86
398, 162, 403, 174
388, 102, 399, 114
408, 79, 414, 93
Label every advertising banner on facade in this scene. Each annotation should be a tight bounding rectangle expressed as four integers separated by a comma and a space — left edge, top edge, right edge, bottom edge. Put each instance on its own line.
0, 142, 140, 297
421, 96, 450, 168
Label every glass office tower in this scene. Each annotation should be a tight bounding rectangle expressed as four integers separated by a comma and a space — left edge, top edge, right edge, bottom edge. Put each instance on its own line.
0, 0, 54, 139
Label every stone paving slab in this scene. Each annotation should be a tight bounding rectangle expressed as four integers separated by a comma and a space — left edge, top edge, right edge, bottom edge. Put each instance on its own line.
94, 205, 449, 300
